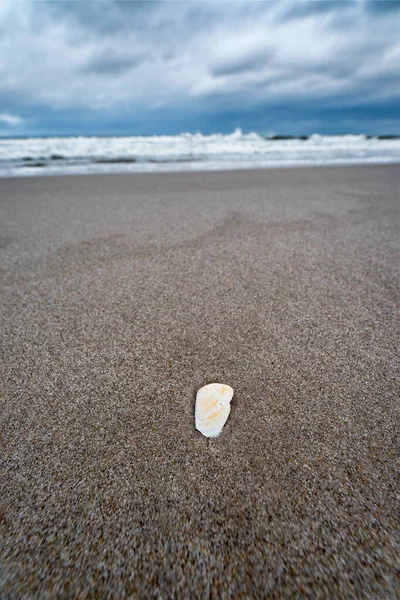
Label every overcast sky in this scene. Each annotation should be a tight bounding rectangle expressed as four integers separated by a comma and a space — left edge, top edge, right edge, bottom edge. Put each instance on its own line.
0, 0, 399, 136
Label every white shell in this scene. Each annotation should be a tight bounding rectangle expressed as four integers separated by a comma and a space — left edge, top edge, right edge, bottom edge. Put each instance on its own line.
195, 383, 234, 438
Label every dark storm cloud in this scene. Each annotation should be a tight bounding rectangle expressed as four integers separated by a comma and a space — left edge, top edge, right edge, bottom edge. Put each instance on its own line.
0, 0, 399, 135
280, 0, 352, 21
83, 52, 147, 76
211, 49, 274, 78
44, 0, 162, 34
365, 0, 400, 14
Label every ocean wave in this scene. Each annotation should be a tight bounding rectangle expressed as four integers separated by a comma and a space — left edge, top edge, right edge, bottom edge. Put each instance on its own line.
0, 130, 399, 177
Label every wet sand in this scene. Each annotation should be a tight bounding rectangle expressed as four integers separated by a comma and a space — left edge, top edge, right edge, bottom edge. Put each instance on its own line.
1, 165, 399, 598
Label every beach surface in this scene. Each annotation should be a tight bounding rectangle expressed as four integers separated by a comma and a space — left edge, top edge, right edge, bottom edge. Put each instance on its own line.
1, 165, 399, 598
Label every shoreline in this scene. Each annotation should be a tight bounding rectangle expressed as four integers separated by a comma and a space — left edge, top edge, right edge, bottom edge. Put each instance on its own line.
1, 158, 400, 180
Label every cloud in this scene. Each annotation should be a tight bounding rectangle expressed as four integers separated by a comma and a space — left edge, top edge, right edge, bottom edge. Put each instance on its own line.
0, 0, 399, 134
0, 112, 23, 126
82, 51, 147, 75
364, 0, 400, 15
209, 34, 274, 78
280, 0, 350, 22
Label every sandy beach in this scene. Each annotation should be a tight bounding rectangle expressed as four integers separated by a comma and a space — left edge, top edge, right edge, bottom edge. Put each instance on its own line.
1, 165, 399, 598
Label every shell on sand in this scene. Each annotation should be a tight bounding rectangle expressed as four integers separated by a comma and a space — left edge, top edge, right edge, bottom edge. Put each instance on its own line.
195, 383, 234, 438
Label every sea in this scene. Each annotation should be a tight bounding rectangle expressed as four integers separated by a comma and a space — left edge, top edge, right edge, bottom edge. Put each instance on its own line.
0, 130, 399, 177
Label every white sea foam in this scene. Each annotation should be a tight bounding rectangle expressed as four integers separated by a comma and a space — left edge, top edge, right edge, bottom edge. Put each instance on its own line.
0, 129, 399, 177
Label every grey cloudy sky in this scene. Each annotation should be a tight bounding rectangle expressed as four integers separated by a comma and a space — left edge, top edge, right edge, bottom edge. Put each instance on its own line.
0, 0, 399, 135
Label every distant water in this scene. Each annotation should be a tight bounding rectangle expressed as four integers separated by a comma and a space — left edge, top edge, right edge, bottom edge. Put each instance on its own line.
0, 130, 399, 177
